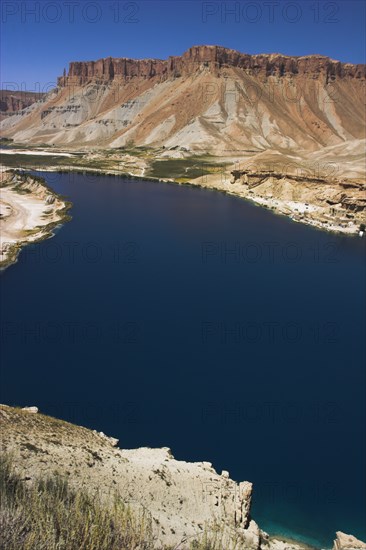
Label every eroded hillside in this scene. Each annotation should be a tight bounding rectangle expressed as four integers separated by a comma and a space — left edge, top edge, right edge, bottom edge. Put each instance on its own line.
1, 46, 365, 152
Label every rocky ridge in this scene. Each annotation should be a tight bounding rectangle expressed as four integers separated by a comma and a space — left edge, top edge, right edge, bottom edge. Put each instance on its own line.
1, 45, 365, 237
1, 405, 365, 550
225, 166, 366, 233
58, 45, 366, 86
0, 90, 44, 117
333, 532, 366, 550
1, 45, 365, 153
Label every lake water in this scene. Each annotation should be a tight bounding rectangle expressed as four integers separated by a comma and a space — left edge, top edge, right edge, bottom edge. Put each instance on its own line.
1, 171, 365, 547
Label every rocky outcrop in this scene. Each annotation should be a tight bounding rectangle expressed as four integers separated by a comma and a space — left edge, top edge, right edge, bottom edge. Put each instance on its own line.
0, 170, 71, 269
0, 90, 44, 115
0, 405, 257, 549
333, 532, 366, 550
57, 46, 366, 86
21, 406, 39, 414
226, 167, 366, 234
92, 429, 119, 447
231, 169, 366, 212
1, 404, 364, 550
2, 45, 365, 152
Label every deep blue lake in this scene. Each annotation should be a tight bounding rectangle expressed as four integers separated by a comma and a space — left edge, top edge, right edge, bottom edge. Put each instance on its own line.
1, 171, 365, 547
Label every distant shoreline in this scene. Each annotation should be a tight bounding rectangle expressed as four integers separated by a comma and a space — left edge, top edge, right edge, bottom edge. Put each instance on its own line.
1, 143, 364, 238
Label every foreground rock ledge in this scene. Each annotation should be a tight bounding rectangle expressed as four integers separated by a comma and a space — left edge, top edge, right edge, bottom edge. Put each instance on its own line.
333, 532, 366, 550
0, 405, 364, 550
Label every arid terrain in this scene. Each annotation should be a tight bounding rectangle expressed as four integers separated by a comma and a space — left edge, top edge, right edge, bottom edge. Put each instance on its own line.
0, 169, 71, 268
1, 405, 365, 550
1, 45, 365, 235
0, 90, 45, 120
1, 46, 365, 151
1, 142, 365, 236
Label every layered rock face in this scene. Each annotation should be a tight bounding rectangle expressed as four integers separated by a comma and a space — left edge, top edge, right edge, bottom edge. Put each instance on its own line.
0, 90, 44, 116
57, 45, 366, 86
1, 46, 365, 154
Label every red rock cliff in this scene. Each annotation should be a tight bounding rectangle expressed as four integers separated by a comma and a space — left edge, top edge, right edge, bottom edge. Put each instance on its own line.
57, 45, 366, 86
0, 91, 44, 114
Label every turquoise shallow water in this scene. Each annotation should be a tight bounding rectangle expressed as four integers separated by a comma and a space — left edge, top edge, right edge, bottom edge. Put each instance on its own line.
1, 171, 365, 547
260, 519, 332, 549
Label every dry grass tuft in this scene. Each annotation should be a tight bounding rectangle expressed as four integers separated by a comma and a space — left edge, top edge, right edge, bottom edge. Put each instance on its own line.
0, 453, 154, 550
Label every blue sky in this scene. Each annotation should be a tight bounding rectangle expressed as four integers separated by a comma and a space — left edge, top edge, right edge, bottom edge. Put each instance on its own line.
1, 0, 365, 91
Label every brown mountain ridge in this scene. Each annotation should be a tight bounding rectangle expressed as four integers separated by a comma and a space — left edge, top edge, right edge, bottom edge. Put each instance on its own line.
1, 45, 365, 152
1, 45, 365, 235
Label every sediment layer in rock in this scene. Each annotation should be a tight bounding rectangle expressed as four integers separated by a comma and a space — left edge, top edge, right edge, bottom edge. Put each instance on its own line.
57, 45, 366, 86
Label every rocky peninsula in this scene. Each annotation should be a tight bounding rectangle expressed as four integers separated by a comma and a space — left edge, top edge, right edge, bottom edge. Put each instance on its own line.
0, 169, 71, 269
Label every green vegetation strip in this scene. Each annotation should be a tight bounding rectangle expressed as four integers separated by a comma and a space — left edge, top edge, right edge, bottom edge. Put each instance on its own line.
147, 157, 229, 181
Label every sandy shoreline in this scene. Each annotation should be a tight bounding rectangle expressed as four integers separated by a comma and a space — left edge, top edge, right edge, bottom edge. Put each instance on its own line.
1, 143, 365, 238
0, 169, 71, 269
1, 149, 75, 157
26, 162, 366, 237
188, 171, 365, 236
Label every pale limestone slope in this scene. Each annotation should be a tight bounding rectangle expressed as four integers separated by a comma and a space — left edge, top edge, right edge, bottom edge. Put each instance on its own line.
1, 405, 323, 550
1, 48, 365, 155
2, 406, 366, 549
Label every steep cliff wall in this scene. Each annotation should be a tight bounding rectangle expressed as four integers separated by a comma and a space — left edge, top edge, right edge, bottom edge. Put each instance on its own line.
2, 45, 365, 151
57, 45, 366, 86
0, 91, 44, 115
1, 405, 365, 549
